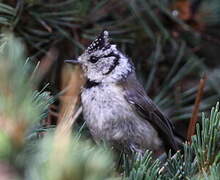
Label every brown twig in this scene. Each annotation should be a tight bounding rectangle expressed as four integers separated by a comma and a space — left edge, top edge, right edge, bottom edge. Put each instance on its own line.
35, 47, 58, 82
187, 74, 207, 142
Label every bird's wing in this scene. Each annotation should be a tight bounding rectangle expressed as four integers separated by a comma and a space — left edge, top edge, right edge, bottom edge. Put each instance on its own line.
119, 73, 178, 154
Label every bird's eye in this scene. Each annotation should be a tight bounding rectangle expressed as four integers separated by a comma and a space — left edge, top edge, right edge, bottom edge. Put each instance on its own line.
89, 56, 99, 63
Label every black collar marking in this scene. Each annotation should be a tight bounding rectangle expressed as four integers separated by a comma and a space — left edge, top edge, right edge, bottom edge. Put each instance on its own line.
85, 79, 100, 89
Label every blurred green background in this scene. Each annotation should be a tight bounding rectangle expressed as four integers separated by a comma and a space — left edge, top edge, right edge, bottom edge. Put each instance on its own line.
0, 0, 220, 179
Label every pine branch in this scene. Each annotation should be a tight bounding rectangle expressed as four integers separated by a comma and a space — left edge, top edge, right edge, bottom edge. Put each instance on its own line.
122, 150, 162, 180
192, 102, 220, 172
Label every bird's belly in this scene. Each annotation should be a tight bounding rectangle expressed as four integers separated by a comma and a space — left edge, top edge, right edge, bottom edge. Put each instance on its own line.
81, 85, 128, 133
81, 85, 163, 152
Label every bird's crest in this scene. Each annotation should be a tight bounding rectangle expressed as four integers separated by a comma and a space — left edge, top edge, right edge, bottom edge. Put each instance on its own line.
86, 30, 110, 53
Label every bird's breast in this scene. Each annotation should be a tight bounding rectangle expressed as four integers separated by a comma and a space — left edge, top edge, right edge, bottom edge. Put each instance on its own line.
81, 83, 163, 152
81, 84, 129, 132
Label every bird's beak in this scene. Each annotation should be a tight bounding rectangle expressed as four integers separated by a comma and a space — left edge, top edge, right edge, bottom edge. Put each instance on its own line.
64, 59, 80, 64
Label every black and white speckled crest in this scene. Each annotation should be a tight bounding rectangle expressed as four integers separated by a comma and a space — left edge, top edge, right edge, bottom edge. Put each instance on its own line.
87, 30, 110, 53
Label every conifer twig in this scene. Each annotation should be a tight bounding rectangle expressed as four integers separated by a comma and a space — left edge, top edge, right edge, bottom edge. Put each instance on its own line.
187, 74, 207, 142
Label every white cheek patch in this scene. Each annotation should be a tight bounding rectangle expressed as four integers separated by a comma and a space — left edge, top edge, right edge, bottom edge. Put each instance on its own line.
98, 56, 115, 74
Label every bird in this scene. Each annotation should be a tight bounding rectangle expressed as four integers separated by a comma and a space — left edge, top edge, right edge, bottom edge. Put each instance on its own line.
66, 30, 179, 156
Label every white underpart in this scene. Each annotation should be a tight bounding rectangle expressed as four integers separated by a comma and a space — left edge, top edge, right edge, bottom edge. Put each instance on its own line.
81, 83, 163, 151
82, 84, 126, 130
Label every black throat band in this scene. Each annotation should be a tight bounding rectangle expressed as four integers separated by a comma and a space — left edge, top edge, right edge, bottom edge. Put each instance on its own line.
84, 79, 100, 89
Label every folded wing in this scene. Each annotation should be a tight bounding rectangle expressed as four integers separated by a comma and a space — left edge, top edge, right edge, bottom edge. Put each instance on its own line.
120, 73, 178, 154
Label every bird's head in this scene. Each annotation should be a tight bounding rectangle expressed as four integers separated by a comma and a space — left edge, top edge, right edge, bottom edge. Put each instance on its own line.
66, 31, 133, 83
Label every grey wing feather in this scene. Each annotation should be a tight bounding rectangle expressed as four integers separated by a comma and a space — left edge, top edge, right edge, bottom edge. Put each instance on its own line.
120, 73, 178, 154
